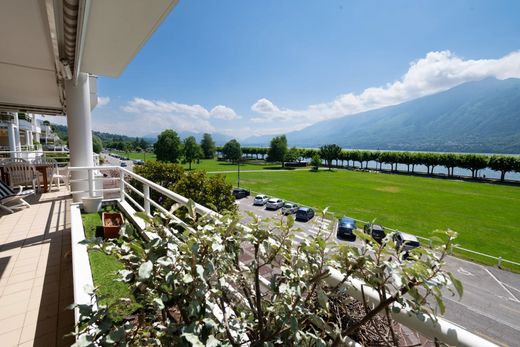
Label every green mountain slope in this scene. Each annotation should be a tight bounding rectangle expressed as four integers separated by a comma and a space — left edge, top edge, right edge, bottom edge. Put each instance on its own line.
248, 78, 520, 153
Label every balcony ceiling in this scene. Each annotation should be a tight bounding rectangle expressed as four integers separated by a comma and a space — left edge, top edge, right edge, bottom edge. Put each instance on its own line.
0, 0, 177, 115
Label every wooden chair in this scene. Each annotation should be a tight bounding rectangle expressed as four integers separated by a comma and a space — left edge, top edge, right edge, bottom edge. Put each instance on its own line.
3, 162, 38, 191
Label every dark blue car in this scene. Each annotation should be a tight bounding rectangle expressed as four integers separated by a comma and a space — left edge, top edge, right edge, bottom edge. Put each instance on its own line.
337, 217, 357, 241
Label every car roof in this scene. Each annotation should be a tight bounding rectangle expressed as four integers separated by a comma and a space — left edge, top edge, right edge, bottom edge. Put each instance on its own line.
339, 217, 355, 224
371, 224, 384, 231
297, 207, 311, 212
255, 195, 267, 198
399, 232, 418, 241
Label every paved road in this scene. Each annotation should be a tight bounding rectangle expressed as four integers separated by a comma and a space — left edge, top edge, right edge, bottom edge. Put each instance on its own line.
102, 153, 135, 171
236, 195, 520, 346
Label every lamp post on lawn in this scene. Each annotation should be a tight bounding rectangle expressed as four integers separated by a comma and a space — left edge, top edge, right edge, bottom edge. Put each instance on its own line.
237, 158, 241, 188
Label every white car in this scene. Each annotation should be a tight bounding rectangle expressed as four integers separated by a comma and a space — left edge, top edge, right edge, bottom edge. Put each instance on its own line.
281, 203, 299, 215
253, 195, 269, 205
266, 198, 284, 210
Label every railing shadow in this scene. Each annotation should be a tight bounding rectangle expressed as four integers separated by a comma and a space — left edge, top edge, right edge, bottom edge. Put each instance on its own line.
27, 198, 75, 346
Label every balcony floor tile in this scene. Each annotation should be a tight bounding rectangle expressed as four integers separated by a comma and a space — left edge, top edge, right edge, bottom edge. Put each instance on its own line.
0, 188, 74, 346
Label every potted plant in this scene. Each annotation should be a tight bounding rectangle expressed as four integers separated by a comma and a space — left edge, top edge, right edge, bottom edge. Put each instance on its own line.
102, 212, 124, 238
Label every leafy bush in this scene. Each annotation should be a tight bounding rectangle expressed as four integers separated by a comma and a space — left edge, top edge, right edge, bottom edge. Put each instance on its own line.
73, 205, 461, 346
132, 161, 236, 214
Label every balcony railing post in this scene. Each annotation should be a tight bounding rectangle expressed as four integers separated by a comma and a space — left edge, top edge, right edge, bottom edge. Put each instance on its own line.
143, 183, 150, 216
87, 168, 94, 197
119, 170, 125, 202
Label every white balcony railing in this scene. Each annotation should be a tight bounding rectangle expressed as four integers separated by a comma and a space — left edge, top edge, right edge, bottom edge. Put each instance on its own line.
67, 165, 498, 347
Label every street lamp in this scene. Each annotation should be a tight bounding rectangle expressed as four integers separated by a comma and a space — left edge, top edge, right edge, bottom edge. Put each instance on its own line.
237, 156, 241, 188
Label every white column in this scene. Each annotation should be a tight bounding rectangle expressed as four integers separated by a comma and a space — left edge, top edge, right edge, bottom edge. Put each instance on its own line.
7, 122, 16, 159
65, 72, 95, 202
25, 130, 32, 147
13, 114, 21, 153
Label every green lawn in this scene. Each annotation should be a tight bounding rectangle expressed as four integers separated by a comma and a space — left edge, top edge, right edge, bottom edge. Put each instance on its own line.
218, 168, 520, 267
82, 207, 140, 321
113, 151, 156, 162
112, 152, 281, 171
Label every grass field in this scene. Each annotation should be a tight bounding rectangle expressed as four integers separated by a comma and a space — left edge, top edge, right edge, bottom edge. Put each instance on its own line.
112, 151, 281, 171
113, 151, 156, 162
217, 168, 520, 266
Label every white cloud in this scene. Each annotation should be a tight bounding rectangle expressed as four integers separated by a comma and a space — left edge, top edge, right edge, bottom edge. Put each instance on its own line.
210, 105, 240, 120
97, 96, 110, 107
121, 98, 241, 134
250, 50, 520, 124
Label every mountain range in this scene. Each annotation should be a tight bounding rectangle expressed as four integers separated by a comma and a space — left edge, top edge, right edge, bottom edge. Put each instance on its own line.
242, 78, 520, 154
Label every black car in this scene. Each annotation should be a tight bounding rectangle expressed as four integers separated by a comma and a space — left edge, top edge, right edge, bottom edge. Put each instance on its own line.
337, 217, 357, 241
295, 207, 315, 222
232, 188, 250, 199
363, 224, 386, 244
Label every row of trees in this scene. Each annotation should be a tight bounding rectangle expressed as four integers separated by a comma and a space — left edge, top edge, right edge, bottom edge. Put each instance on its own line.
218, 139, 520, 181
154, 130, 217, 169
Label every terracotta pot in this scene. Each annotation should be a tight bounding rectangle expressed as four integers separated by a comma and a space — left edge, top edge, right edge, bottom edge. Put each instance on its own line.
102, 212, 124, 239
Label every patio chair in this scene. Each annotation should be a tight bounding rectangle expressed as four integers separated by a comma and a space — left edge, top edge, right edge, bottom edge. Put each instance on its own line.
34, 157, 69, 190
0, 179, 34, 213
3, 162, 38, 191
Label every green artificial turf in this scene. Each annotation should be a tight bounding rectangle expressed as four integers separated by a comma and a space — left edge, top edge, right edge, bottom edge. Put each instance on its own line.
82, 207, 140, 321
219, 168, 520, 267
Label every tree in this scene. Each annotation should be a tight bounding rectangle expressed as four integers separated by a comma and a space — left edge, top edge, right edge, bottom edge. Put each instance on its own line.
310, 154, 321, 171
200, 133, 216, 159
92, 135, 103, 154
285, 147, 301, 162
489, 155, 516, 181
154, 129, 182, 162
222, 139, 242, 162
267, 135, 288, 167
460, 154, 489, 179
320, 144, 342, 170
183, 136, 202, 170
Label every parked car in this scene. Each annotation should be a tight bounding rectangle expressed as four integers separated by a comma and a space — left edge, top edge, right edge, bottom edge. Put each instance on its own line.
266, 198, 284, 210
363, 223, 386, 244
120, 162, 128, 167
281, 203, 299, 215
253, 195, 269, 205
295, 207, 315, 222
393, 231, 420, 259
232, 188, 250, 199
337, 217, 357, 241
133, 159, 144, 165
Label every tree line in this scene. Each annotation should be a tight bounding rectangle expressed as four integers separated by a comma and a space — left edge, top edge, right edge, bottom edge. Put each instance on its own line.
217, 138, 520, 182
153, 130, 216, 169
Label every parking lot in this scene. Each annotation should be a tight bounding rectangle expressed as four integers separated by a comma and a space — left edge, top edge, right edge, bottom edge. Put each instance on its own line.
236, 195, 335, 246
236, 192, 520, 346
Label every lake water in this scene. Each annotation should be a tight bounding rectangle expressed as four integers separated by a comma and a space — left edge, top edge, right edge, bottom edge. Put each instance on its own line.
344, 161, 520, 181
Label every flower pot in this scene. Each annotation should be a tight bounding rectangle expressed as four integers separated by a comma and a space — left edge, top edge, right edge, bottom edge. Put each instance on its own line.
82, 196, 103, 213
102, 212, 124, 239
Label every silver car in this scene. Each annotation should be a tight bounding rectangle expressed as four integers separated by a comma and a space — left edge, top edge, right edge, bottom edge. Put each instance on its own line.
281, 203, 299, 215
265, 198, 284, 210
253, 194, 269, 205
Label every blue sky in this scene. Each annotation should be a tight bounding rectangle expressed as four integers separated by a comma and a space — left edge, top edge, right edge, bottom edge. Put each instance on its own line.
82, 0, 520, 138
